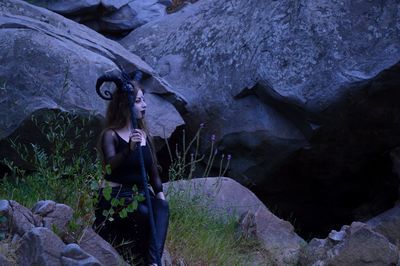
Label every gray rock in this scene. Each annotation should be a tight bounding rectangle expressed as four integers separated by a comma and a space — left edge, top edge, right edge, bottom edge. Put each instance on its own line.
165, 177, 306, 265
158, 0, 172, 7
162, 248, 172, 266
366, 204, 400, 246
100, 0, 131, 12
95, 0, 167, 34
120, 0, 400, 187
32, 200, 74, 234
31, 0, 101, 15
61, 243, 102, 266
0, 238, 16, 266
78, 228, 127, 266
299, 222, 399, 266
0, 201, 9, 240
0, 0, 184, 166
16, 227, 65, 266
26, 0, 168, 35
0, 254, 13, 266
0, 200, 42, 237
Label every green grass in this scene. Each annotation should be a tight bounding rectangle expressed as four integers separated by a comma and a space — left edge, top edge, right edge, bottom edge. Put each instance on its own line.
166, 189, 264, 265
0, 111, 266, 265
0, 110, 100, 242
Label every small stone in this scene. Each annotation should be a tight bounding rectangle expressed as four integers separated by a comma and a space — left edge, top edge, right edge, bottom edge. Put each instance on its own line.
61, 243, 102, 266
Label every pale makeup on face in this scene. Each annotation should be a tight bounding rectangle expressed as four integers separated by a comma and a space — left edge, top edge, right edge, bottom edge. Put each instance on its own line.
134, 89, 146, 119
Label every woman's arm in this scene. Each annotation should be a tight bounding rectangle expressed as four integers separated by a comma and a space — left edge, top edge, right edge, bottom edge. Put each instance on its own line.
101, 129, 131, 171
149, 163, 165, 200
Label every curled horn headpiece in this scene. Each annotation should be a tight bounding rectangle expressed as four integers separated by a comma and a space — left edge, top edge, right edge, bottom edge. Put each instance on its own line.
96, 67, 144, 100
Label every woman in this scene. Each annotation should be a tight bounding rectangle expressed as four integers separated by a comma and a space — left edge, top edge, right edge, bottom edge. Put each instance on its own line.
94, 73, 169, 266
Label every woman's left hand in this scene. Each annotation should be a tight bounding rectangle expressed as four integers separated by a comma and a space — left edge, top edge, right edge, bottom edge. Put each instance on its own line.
156, 192, 166, 200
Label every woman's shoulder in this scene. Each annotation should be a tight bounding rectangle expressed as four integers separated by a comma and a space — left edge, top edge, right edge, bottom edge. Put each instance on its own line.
102, 128, 118, 141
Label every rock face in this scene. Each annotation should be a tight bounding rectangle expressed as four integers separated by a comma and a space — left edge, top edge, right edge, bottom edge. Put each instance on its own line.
0, 0, 184, 140
0, 200, 42, 237
366, 204, 400, 246
78, 228, 126, 266
27, 0, 171, 36
16, 227, 66, 266
121, 0, 400, 237
299, 222, 399, 266
61, 243, 102, 266
32, 200, 74, 234
0, 254, 13, 266
165, 177, 306, 265
0, 199, 127, 265
0, 0, 185, 176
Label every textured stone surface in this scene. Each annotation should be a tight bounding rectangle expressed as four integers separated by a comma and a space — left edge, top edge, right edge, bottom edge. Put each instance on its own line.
61, 243, 102, 266
120, 0, 400, 182
0, 254, 13, 266
1, 200, 42, 237
27, 0, 169, 35
120, 0, 400, 237
162, 248, 172, 266
79, 228, 127, 266
0, 0, 185, 177
366, 204, 400, 246
0, 0, 184, 140
16, 227, 65, 266
32, 200, 74, 234
299, 222, 399, 266
165, 177, 306, 265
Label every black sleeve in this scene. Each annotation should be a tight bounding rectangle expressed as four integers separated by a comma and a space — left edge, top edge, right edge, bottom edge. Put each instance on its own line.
149, 162, 163, 194
101, 129, 130, 171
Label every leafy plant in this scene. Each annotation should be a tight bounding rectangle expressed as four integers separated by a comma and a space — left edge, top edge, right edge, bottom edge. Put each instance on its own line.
0, 112, 266, 265
0, 110, 101, 241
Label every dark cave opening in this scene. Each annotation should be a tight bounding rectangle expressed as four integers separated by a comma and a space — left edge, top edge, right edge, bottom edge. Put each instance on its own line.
252, 150, 399, 241
252, 65, 400, 240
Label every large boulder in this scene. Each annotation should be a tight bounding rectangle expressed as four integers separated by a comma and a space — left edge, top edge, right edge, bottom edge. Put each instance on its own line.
0, 254, 13, 266
61, 243, 102, 266
0, 0, 184, 139
0, 200, 42, 237
0, 0, 185, 173
26, 0, 171, 36
165, 177, 306, 265
16, 227, 65, 266
32, 200, 74, 234
299, 222, 399, 266
78, 227, 127, 266
366, 204, 400, 246
121, 0, 400, 237
0, 200, 127, 265
119, 0, 400, 173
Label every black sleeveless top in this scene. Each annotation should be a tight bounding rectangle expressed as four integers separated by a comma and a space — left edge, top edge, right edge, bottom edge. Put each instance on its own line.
104, 131, 154, 190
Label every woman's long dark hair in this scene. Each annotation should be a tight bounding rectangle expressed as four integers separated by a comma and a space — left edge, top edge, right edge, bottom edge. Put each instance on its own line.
98, 81, 162, 175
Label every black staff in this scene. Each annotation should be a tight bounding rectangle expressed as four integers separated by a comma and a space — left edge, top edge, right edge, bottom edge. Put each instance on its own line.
96, 68, 161, 266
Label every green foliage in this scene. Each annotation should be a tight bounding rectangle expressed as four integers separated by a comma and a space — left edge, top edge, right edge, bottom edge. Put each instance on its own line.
166, 190, 263, 265
100, 184, 144, 222
0, 112, 263, 264
164, 125, 231, 182
0, 110, 144, 244
0, 111, 101, 241
163, 126, 265, 264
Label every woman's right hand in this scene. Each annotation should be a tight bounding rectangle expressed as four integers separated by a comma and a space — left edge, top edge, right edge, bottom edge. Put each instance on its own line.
128, 129, 143, 151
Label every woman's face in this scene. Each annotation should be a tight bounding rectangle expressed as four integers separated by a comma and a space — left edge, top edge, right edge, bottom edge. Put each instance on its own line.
134, 89, 146, 119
